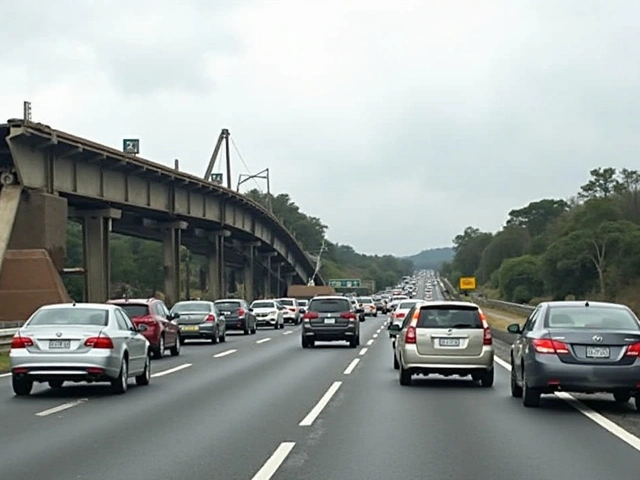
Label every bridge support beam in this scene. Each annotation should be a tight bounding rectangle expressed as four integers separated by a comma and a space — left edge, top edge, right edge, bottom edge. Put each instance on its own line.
243, 242, 260, 303
71, 208, 121, 303
162, 221, 188, 307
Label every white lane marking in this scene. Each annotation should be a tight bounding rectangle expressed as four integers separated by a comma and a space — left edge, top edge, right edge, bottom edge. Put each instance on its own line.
283, 331, 293, 335
366, 339, 374, 346
257, 338, 271, 344
251, 442, 296, 480
373, 333, 378, 339
213, 349, 237, 358
493, 356, 640, 452
359, 347, 368, 356
36, 398, 88, 417
299, 381, 342, 426
151, 363, 192, 378
0, 372, 10, 378
343, 358, 360, 375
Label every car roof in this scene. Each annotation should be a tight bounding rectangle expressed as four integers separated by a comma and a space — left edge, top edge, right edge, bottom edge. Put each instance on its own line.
215, 298, 243, 302
39, 303, 115, 311
311, 296, 352, 301
109, 298, 157, 304
543, 300, 628, 309
416, 300, 480, 308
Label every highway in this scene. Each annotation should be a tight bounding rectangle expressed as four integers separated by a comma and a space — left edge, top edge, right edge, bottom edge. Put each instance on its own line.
1, 287, 640, 479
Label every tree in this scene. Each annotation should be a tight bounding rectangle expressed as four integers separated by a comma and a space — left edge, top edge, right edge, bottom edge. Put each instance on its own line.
476, 226, 529, 284
506, 199, 569, 237
452, 226, 493, 277
578, 167, 619, 200
498, 255, 543, 303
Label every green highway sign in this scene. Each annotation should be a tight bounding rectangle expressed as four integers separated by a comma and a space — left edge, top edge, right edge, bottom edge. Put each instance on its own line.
123, 139, 140, 155
329, 279, 361, 288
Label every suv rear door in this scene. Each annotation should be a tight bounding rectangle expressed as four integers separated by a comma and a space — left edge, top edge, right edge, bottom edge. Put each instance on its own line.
307, 298, 352, 327
415, 304, 485, 356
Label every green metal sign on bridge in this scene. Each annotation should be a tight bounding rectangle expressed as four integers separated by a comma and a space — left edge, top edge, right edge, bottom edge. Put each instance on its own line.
329, 279, 361, 288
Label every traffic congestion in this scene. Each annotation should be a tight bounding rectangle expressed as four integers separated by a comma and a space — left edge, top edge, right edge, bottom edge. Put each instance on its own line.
2, 272, 640, 479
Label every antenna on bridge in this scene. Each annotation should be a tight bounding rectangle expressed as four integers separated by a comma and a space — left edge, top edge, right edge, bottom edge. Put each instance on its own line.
204, 129, 231, 189
308, 238, 327, 286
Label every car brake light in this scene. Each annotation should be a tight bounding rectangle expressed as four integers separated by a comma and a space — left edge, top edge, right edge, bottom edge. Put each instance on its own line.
340, 312, 356, 320
478, 312, 492, 345
11, 335, 33, 349
625, 342, 640, 356
532, 338, 569, 354
85, 336, 114, 349
238, 308, 246, 317
396, 312, 405, 318
405, 326, 417, 344
303, 312, 319, 320
205, 314, 215, 323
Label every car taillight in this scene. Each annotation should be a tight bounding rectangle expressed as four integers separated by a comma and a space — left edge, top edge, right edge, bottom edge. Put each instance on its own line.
477, 312, 492, 346
238, 308, 246, 317
85, 336, 114, 349
303, 312, 319, 320
340, 312, 356, 320
396, 312, 405, 318
205, 314, 215, 323
405, 326, 417, 344
11, 335, 33, 349
625, 342, 640, 356
532, 338, 569, 354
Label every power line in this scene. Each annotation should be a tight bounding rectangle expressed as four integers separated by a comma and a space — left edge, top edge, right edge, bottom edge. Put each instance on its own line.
230, 136, 262, 192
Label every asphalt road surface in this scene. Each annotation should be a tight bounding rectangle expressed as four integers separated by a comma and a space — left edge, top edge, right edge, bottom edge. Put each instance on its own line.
1, 288, 640, 479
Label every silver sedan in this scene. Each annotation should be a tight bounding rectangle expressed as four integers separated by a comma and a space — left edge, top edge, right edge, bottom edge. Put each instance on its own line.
9, 303, 151, 396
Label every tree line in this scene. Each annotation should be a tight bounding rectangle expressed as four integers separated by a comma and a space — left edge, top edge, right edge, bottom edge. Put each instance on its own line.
63, 189, 412, 300
441, 167, 640, 313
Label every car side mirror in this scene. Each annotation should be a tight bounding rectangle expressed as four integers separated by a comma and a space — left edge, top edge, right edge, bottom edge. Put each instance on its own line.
169, 312, 180, 320
356, 308, 364, 313
507, 323, 522, 334
137, 324, 148, 332
300, 308, 306, 314
388, 324, 401, 333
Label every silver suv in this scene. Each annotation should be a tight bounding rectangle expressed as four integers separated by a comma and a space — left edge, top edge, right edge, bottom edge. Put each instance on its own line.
390, 301, 494, 387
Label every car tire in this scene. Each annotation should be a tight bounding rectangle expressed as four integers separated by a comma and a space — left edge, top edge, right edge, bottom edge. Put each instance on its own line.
170, 337, 181, 356
244, 325, 250, 335
349, 336, 358, 348
374, 313, 378, 317
251, 324, 257, 334
211, 328, 219, 344
481, 369, 494, 388
634, 393, 640, 412
522, 370, 540, 407
12, 376, 33, 396
220, 330, 226, 343
274, 322, 279, 330
510, 363, 523, 398
614, 391, 631, 403
111, 358, 129, 394
154, 336, 165, 359
393, 353, 399, 370
399, 365, 412, 386
302, 337, 309, 348
48, 380, 64, 389
136, 355, 151, 386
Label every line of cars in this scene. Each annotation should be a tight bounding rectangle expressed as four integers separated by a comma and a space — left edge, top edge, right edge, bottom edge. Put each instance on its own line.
8, 296, 307, 396
389, 270, 640, 411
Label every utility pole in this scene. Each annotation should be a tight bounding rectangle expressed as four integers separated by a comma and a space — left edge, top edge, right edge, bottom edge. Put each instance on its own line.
203, 129, 231, 188
308, 238, 327, 286
237, 168, 272, 212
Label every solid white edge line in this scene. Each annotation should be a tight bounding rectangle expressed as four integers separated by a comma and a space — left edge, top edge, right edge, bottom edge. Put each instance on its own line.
251, 442, 296, 480
0, 372, 10, 379
213, 349, 237, 358
366, 339, 374, 346
299, 381, 342, 426
36, 398, 88, 417
343, 358, 360, 375
256, 338, 272, 344
359, 347, 368, 356
151, 363, 192, 378
493, 355, 640, 452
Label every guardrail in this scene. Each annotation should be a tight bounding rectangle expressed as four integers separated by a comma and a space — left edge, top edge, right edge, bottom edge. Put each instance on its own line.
0, 328, 18, 353
473, 297, 535, 316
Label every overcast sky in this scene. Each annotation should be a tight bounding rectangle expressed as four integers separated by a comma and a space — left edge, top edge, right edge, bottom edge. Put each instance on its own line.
2, 0, 639, 256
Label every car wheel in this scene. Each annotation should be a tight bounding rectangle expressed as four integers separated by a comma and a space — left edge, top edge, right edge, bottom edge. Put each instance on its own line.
220, 330, 226, 343
211, 328, 219, 344
48, 380, 64, 389
634, 393, 640, 412
274, 321, 279, 330
302, 337, 309, 348
12, 376, 33, 396
374, 313, 378, 317
349, 336, 357, 348
170, 336, 181, 356
112, 358, 129, 394
251, 323, 257, 334
614, 391, 631, 403
481, 368, 494, 388
155, 336, 165, 359
399, 364, 412, 386
393, 353, 399, 370
136, 354, 151, 386
244, 325, 250, 335
510, 362, 523, 398
522, 370, 540, 407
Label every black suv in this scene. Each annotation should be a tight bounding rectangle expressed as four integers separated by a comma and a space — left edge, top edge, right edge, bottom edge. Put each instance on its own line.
301, 296, 361, 348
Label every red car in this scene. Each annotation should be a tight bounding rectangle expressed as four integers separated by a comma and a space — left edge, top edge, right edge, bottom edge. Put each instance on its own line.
108, 298, 180, 358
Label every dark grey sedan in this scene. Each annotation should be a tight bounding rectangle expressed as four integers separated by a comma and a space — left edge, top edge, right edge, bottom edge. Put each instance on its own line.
170, 301, 226, 344
508, 301, 640, 409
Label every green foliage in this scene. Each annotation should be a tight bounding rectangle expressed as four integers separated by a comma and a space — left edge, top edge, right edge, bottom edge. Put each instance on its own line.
405, 247, 454, 270
449, 167, 640, 305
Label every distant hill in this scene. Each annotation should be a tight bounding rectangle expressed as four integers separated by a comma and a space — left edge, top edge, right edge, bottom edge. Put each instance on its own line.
405, 247, 454, 270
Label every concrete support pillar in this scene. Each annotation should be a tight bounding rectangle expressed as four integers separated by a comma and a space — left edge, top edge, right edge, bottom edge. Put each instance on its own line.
74, 208, 121, 303
206, 235, 223, 300
275, 263, 284, 297
162, 221, 188, 307
243, 246, 255, 302
263, 257, 271, 298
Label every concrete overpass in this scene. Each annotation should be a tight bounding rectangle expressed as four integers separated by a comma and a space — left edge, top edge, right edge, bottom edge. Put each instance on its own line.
0, 118, 323, 309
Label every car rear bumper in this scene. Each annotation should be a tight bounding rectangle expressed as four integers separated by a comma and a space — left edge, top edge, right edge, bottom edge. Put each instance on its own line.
10, 350, 121, 381
179, 324, 215, 339
401, 345, 494, 373
256, 317, 278, 326
225, 318, 248, 331
303, 325, 357, 341
527, 355, 640, 391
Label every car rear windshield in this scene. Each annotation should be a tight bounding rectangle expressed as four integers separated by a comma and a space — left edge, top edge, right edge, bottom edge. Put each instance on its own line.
358, 297, 373, 303
215, 301, 241, 310
308, 298, 351, 313
398, 301, 418, 310
298, 300, 308, 306
546, 306, 640, 330
417, 305, 482, 328
28, 308, 109, 327
252, 301, 275, 309
392, 296, 408, 301
118, 305, 149, 318
172, 302, 211, 313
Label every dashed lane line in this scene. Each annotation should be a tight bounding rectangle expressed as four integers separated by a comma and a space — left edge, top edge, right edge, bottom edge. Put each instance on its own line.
359, 347, 368, 356
151, 363, 192, 378
343, 358, 360, 375
213, 349, 237, 358
256, 338, 272, 344
299, 381, 342, 427
36, 398, 88, 417
251, 442, 296, 480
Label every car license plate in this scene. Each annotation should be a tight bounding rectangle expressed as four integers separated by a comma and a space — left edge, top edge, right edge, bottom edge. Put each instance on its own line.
439, 338, 460, 347
222, 311, 231, 315
181, 326, 199, 332
586, 346, 610, 358
49, 340, 70, 349
324, 318, 335, 324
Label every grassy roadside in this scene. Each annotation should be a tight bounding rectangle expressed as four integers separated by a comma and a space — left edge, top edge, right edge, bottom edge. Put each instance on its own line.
482, 307, 526, 332
0, 352, 9, 373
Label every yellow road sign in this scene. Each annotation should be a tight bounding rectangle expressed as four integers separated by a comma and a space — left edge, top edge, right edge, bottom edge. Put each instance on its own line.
459, 277, 476, 290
